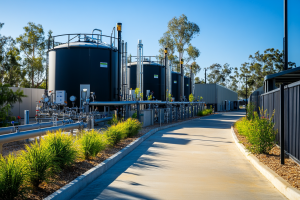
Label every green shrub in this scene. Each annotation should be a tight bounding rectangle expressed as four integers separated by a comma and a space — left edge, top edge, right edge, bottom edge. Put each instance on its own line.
44, 130, 78, 170
0, 154, 28, 200
131, 112, 137, 119
122, 118, 142, 137
22, 140, 53, 190
108, 115, 120, 125
235, 108, 277, 154
197, 109, 212, 116
77, 130, 108, 160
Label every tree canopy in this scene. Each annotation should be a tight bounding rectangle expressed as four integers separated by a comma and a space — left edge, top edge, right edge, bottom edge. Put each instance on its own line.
158, 14, 201, 75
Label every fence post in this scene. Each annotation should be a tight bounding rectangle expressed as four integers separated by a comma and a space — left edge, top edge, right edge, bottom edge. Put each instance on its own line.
280, 84, 285, 165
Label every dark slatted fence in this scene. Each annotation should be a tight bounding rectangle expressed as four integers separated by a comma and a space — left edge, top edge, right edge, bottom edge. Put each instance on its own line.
252, 81, 300, 161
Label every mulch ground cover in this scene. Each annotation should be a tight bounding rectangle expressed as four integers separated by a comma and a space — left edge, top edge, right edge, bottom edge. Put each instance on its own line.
233, 125, 300, 190
2, 114, 211, 200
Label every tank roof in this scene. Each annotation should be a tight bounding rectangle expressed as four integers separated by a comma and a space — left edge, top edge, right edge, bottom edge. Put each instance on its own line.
53, 41, 116, 50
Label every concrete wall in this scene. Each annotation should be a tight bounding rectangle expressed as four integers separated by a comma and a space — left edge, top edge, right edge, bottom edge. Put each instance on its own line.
194, 84, 216, 104
9, 87, 45, 118
216, 85, 238, 111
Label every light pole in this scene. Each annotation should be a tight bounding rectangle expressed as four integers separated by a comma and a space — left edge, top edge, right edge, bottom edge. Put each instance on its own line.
243, 75, 250, 117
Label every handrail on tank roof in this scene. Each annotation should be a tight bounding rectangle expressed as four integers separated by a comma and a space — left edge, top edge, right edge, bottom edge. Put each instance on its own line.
50, 33, 117, 50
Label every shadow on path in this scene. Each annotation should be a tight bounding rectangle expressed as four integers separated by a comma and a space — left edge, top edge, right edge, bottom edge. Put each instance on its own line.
71, 111, 244, 200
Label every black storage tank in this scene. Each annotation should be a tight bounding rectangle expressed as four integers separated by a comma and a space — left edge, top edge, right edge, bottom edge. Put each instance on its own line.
128, 61, 165, 100
171, 71, 181, 101
49, 40, 118, 107
171, 71, 191, 101
184, 76, 191, 99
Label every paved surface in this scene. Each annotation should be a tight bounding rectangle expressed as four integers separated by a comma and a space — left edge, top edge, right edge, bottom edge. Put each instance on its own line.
72, 111, 287, 200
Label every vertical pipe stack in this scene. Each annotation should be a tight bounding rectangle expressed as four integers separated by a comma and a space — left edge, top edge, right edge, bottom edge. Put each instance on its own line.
191, 71, 194, 96
180, 59, 184, 101
121, 40, 125, 100
165, 48, 168, 101
125, 42, 128, 100
137, 40, 143, 98
117, 23, 122, 101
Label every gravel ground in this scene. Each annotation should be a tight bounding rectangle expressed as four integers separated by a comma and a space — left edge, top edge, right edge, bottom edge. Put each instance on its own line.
1, 114, 209, 200
233, 125, 300, 190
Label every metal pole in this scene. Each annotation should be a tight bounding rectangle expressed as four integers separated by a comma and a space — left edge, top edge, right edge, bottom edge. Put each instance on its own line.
125, 42, 128, 100
205, 68, 206, 84
117, 23, 122, 101
165, 48, 168, 101
280, 84, 285, 164
246, 76, 247, 117
284, 0, 288, 70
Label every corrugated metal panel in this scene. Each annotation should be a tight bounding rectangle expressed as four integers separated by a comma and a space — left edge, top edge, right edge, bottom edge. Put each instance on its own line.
216, 85, 238, 111
194, 84, 216, 103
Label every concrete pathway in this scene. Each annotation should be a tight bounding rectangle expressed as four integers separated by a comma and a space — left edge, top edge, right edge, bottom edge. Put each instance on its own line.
71, 111, 287, 200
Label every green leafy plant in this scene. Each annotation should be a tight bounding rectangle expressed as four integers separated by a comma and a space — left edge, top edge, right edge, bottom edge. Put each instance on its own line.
134, 88, 140, 99
44, 130, 78, 170
132, 112, 137, 119
22, 140, 53, 190
108, 115, 120, 125
235, 107, 277, 154
77, 130, 108, 160
0, 84, 26, 127
189, 93, 194, 103
0, 154, 28, 200
197, 109, 212, 116
147, 94, 153, 100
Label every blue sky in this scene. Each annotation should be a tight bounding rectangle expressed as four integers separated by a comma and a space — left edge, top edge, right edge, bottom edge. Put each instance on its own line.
0, 0, 299, 80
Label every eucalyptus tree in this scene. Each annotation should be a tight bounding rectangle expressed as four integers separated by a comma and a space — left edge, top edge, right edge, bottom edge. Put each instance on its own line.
16, 22, 46, 88
158, 14, 200, 72
0, 23, 24, 86
207, 63, 232, 87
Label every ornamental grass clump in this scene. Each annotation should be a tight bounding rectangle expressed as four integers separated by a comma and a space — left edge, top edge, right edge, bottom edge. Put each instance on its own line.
22, 140, 53, 190
236, 107, 277, 154
105, 123, 127, 146
44, 130, 78, 170
122, 118, 142, 137
77, 130, 109, 160
0, 154, 28, 200
197, 109, 212, 116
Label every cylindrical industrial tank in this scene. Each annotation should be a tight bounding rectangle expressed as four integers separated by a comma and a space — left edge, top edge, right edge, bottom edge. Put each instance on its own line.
171, 72, 190, 101
49, 40, 118, 107
184, 76, 191, 100
128, 61, 165, 100
171, 71, 181, 101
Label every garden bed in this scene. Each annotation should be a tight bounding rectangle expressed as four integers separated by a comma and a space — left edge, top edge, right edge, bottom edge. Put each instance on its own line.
233, 123, 300, 191
1, 114, 210, 200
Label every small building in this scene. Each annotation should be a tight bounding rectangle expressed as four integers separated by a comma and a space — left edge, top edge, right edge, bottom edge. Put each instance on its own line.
194, 83, 238, 111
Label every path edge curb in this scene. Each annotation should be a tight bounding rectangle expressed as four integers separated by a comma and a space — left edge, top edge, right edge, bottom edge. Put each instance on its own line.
45, 117, 205, 200
231, 124, 300, 200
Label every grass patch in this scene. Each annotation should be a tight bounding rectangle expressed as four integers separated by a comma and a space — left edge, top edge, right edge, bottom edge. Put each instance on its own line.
77, 129, 109, 160
0, 154, 28, 200
22, 140, 53, 190
44, 130, 78, 170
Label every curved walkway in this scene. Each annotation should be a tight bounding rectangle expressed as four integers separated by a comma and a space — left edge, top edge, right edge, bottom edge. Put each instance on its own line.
72, 111, 286, 200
